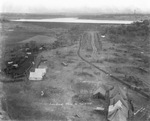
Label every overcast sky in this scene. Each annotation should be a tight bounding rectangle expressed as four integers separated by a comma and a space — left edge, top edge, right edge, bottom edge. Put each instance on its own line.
1, 0, 150, 14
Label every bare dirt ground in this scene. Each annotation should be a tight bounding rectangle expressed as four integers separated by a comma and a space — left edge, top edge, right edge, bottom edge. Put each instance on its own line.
1, 21, 150, 121
32, 43, 108, 121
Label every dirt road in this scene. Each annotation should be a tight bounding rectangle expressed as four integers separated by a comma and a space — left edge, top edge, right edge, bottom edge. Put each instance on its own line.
78, 31, 150, 120
78, 31, 150, 99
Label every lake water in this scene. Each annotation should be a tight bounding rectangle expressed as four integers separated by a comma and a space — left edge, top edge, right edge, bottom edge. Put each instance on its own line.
11, 17, 133, 24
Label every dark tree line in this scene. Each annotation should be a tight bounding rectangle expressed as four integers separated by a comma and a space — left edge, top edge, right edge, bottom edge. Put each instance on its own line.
108, 20, 150, 36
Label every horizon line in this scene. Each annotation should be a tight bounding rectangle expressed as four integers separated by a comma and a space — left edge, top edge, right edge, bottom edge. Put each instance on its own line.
1, 12, 150, 15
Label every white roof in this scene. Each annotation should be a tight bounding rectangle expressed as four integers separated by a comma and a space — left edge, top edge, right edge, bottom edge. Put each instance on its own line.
108, 100, 128, 121
35, 68, 46, 75
27, 52, 31, 55
8, 61, 13, 64
39, 47, 43, 50
101, 35, 105, 38
109, 100, 122, 112
29, 68, 46, 80
93, 86, 106, 96
13, 64, 18, 67
38, 65, 47, 69
29, 72, 43, 80
29, 72, 42, 78
95, 107, 104, 111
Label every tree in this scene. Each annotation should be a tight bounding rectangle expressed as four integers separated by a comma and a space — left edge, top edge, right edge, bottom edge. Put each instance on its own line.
69, 25, 83, 43
29, 41, 38, 52
143, 20, 149, 26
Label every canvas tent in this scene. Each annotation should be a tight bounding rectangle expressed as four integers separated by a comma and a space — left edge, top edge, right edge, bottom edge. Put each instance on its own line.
29, 72, 43, 80
35, 68, 46, 76
108, 101, 128, 121
93, 84, 113, 96
93, 84, 113, 111
29, 68, 46, 80
110, 94, 128, 109
93, 86, 106, 96
101, 35, 105, 38
109, 86, 127, 99
108, 86, 129, 121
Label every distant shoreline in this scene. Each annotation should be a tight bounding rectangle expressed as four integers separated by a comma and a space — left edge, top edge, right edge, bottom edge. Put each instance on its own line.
11, 18, 133, 24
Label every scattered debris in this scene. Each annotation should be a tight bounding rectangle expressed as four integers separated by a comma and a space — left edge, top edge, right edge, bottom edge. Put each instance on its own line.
61, 62, 68, 66
26, 52, 31, 55
41, 91, 44, 96
39, 47, 43, 50
134, 107, 145, 115
25, 48, 30, 51
12, 64, 18, 67
101, 35, 105, 38
74, 114, 80, 118
8, 29, 14, 31
8, 61, 13, 64
94, 107, 105, 111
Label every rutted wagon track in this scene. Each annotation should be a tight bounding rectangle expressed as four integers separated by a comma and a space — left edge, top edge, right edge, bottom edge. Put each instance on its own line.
77, 32, 150, 99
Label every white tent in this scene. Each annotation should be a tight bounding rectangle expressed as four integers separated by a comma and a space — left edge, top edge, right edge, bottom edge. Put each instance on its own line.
93, 84, 113, 96
108, 100, 128, 121
110, 94, 128, 109
101, 35, 105, 38
93, 86, 106, 96
29, 72, 43, 80
29, 68, 46, 80
109, 100, 122, 112
35, 68, 46, 76
109, 86, 127, 99
108, 86, 129, 121
8, 61, 13, 64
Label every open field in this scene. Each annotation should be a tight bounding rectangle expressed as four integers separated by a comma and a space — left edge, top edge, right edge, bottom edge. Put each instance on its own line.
0, 17, 150, 121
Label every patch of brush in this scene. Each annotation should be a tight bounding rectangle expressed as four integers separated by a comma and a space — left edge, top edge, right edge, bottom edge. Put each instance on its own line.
93, 71, 101, 76
85, 54, 92, 58
32, 110, 67, 120
123, 76, 145, 87
91, 59, 104, 64
129, 66, 149, 75
72, 93, 92, 104
91, 110, 106, 118
82, 66, 92, 71
3, 96, 36, 120
66, 59, 75, 64
32, 86, 63, 99
143, 87, 150, 93
76, 72, 94, 78
73, 82, 94, 94
104, 57, 128, 64
74, 62, 87, 69
92, 93, 106, 101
